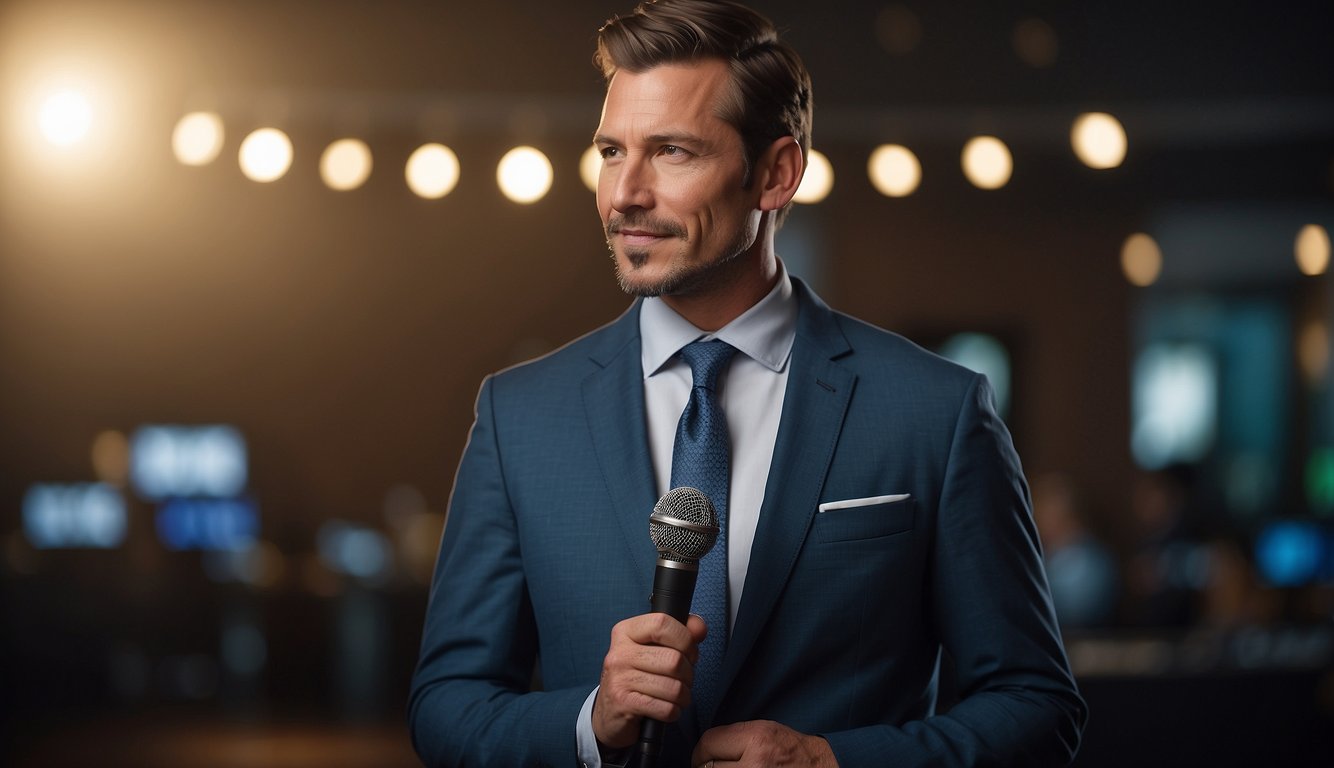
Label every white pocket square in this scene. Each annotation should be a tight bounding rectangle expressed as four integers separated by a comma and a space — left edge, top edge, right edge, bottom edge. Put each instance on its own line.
818, 493, 911, 513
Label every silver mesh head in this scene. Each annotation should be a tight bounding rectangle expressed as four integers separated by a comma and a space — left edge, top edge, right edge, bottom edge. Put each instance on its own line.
649, 486, 719, 564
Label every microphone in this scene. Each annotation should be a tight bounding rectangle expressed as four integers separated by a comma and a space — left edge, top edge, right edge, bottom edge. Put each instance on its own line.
636, 487, 719, 768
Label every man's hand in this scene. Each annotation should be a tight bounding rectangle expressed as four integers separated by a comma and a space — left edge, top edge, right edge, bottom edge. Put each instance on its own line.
692, 720, 838, 767
592, 612, 709, 749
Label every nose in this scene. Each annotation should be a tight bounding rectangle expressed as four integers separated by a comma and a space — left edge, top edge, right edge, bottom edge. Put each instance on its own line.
605, 152, 654, 213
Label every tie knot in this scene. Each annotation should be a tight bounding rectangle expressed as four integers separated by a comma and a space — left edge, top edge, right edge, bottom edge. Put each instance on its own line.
679, 340, 737, 391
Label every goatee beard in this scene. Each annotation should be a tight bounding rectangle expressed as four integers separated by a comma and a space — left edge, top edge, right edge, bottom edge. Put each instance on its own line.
606, 232, 754, 299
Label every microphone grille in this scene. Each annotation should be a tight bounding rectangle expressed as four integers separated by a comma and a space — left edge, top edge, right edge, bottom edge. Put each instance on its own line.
649, 487, 719, 564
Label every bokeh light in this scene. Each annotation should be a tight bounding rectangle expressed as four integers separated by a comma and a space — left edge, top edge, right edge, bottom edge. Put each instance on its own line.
875, 4, 923, 56
1013, 18, 1059, 68
1298, 319, 1330, 387
1295, 223, 1331, 276
172, 112, 225, 166
1254, 521, 1323, 587
1121, 232, 1163, 287
867, 144, 921, 197
1072, 112, 1128, 169
580, 144, 601, 193
406, 143, 460, 199
961, 136, 1013, 190
497, 146, 553, 204
38, 89, 93, 146
320, 138, 373, 191
238, 127, 293, 183
23, 483, 127, 549
792, 149, 833, 204
91, 429, 130, 486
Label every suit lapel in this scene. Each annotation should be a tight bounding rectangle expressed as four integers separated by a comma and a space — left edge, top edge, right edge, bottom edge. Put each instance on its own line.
582, 302, 660, 584
718, 282, 855, 709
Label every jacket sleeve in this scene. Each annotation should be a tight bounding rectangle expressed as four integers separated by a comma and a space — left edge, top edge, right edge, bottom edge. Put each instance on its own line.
408, 376, 590, 767
824, 374, 1087, 767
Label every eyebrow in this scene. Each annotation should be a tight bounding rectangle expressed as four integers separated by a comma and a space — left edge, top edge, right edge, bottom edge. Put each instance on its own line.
593, 131, 712, 149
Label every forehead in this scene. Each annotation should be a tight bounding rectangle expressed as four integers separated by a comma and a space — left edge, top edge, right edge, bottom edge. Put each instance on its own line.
597, 59, 736, 137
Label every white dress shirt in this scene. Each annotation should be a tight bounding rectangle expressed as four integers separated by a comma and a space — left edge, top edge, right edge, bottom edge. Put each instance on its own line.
577, 263, 798, 767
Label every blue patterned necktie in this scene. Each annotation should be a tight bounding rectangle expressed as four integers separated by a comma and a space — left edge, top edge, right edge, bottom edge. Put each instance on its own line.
669, 339, 738, 729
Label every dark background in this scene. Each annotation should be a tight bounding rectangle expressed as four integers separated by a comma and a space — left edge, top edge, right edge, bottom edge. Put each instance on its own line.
2, 1, 1332, 765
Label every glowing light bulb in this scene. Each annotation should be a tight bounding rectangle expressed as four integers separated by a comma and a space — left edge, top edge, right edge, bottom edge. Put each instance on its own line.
497, 146, 553, 204
1295, 224, 1331, 276
320, 138, 373, 191
961, 136, 1012, 190
793, 149, 833, 204
1072, 112, 1127, 169
867, 144, 921, 197
406, 143, 460, 199
172, 112, 225, 166
39, 90, 93, 146
238, 128, 293, 182
580, 145, 602, 193
1121, 232, 1163, 287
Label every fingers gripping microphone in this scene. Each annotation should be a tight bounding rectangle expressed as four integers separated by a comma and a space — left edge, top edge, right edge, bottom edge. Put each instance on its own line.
636, 487, 719, 768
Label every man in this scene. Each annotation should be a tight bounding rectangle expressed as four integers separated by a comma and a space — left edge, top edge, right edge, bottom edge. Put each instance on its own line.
409, 1, 1086, 766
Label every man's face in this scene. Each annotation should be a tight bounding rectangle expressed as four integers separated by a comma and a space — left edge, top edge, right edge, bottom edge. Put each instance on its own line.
594, 59, 762, 298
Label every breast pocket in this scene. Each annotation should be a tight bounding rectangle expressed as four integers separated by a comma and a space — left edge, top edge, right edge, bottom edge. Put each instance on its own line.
811, 494, 916, 543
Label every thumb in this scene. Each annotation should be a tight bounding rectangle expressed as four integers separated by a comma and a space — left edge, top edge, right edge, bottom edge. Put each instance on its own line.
685, 613, 709, 645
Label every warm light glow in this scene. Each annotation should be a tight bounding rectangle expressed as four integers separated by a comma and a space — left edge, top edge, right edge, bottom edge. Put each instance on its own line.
1013, 18, 1059, 68
1121, 232, 1163, 287
961, 136, 1012, 190
39, 89, 93, 146
238, 128, 293, 183
867, 144, 921, 197
1295, 224, 1331, 276
320, 138, 373, 191
875, 5, 923, 56
406, 143, 460, 199
172, 112, 224, 166
91, 430, 130, 486
1072, 113, 1127, 169
792, 149, 833, 204
497, 146, 553, 204
1298, 320, 1330, 386
580, 144, 602, 193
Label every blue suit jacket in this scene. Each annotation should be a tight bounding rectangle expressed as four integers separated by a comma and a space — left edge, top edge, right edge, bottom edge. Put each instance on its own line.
410, 280, 1086, 767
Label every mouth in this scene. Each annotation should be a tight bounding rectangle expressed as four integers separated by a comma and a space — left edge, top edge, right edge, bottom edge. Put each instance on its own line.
617, 229, 671, 247
607, 216, 686, 247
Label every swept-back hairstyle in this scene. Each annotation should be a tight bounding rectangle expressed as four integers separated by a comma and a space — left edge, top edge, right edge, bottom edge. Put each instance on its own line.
595, 0, 812, 203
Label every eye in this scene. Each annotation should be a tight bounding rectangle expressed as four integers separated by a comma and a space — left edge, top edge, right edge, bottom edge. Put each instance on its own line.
661, 145, 687, 157
598, 146, 621, 160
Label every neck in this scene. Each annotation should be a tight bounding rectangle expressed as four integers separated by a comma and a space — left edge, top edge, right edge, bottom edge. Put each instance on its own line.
662, 236, 780, 333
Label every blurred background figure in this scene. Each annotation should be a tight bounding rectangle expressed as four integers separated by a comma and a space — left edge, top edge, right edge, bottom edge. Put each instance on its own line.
1032, 472, 1119, 629
1124, 465, 1206, 629
2, 0, 1332, 765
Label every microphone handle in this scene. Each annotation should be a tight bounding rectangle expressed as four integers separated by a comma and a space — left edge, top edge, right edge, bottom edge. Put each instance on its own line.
636, 561, 699, 768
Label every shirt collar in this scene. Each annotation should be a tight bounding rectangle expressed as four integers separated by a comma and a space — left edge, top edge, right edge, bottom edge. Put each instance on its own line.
640, 260, 797, 378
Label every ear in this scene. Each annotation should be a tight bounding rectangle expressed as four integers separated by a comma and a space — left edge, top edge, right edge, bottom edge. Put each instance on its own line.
755, 136, 805, 212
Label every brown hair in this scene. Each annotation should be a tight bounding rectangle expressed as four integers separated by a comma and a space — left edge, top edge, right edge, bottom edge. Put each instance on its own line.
595, 0, 813, 195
